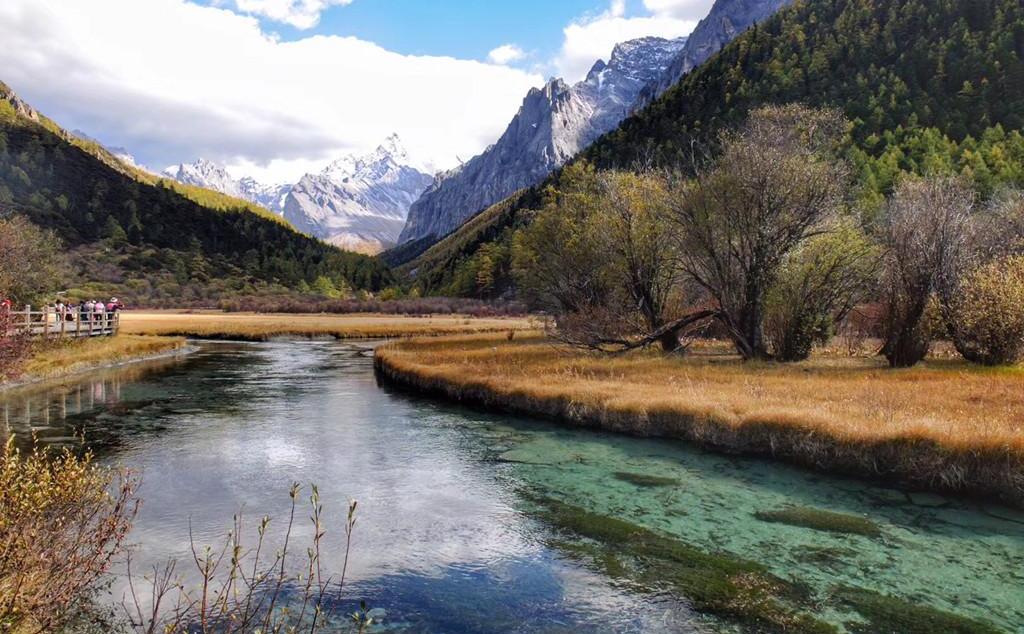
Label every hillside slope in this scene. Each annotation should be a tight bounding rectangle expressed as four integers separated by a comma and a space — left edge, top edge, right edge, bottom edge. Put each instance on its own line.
394, 36, 687, 256
401, 0, 1024, 297
0, 82, 392, 303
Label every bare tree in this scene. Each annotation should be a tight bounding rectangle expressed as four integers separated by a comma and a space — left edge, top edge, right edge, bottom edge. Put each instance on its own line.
669, 104, 849, 360
881, 176, 974, 367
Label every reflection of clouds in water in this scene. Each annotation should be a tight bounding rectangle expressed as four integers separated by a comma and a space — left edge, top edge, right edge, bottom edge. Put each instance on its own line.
113, 342, 538, 594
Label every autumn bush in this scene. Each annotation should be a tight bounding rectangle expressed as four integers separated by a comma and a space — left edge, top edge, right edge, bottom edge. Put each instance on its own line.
0, 441, 138, 633
951, 255, 1024, 365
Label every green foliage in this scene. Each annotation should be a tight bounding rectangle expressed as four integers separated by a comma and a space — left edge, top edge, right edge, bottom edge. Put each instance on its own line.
951, 255, 1024, 365
0, 214, 64, 305
589, 0, 1024, 198
0, 114, 393, 297
765, 222, 879, 362
403, 0, 1024, 298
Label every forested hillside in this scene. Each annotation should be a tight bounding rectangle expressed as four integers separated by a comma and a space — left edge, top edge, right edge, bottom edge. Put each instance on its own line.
589, 0, 1024, 200
402, 0, 1024, 297
0, 87, 392, 304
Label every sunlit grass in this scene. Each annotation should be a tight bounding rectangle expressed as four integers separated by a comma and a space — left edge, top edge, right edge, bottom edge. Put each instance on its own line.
376, 333, 1024, 504
120, 311, 534, 341
20, 335, 186, 383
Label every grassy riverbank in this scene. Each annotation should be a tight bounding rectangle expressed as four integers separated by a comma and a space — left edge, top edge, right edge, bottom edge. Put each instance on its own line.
11, 335, 188, 387
120, 311, 533, 341
375, 333, 1024, 507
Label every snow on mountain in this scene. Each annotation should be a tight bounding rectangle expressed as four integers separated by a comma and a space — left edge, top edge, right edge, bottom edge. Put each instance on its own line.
161, 158, 290, 214
159, 135, 431, 253
283, 134, 434, 255
397, 36, 687, 247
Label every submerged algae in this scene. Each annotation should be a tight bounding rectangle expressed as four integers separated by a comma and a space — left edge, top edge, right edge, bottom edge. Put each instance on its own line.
837, 587, 1002, 634
755, 507, 882, 537
533, 496, 836, 633
613, 471, 682, 487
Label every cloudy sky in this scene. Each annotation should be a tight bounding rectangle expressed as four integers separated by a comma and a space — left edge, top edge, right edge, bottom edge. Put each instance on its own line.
0, 0, 713, 183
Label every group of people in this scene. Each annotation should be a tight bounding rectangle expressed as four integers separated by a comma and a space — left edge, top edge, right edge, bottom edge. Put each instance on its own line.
51, 298, 124, 323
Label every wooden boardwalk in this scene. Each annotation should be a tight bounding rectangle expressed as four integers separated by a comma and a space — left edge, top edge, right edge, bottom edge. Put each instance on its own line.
2, 306, 120, 339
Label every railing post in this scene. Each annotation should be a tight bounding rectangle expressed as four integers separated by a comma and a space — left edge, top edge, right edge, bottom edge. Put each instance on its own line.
76, 309, 82, 338
60, 307, 66, 339
24, 305, 30, 336
43, 306, 49, 339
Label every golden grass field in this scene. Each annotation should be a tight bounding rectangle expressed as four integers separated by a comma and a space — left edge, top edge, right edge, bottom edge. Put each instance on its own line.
120, 311, 534, 341
18, 335, 187, 385
376, 333, 1024, 505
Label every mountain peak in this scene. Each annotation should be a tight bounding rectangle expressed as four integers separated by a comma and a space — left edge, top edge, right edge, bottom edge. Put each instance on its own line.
397, 35, 687, 248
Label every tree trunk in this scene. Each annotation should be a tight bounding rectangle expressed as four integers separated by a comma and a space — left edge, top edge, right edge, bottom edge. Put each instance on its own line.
883, 327, 930, 368
736, 279, 771, 360
658, 328, 681, 353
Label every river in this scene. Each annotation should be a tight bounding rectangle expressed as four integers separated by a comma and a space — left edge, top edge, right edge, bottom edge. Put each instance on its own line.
2, 341, 1022, 633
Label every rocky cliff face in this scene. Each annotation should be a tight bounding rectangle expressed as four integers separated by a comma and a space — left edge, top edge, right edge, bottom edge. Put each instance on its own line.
283, 135, 434, 254
397, 36, 687, 247
639, 0, 793, 104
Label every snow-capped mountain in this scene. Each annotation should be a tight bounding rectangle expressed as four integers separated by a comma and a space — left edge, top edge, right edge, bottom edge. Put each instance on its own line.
283, 134, 434, 254
161, 159, 290, 213
160, 136, 432, 253
638, 0, 794, 105
160, 159, 279, 211
396, 36, 687, 248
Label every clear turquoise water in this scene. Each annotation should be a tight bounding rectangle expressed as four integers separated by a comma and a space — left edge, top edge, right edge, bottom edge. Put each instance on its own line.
2, 341, 1022, 633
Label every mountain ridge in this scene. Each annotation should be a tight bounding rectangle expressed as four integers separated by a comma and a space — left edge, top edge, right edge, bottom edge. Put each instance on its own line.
395, 35, 688, 252
163, 134, 433, 254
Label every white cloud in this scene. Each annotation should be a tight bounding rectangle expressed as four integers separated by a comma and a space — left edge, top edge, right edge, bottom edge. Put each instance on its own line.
231, 0, 353, 29
642, 0, 716, 21
0, 0, 544, 183
554, 0, 701, 82
486, 44, 526, 66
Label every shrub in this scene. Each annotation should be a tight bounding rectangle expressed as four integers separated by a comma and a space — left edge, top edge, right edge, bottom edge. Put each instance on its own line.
764, 222, 879, 362
0, 441, 138, 633
881, 177, 974, 368
951, 255, 1024, 365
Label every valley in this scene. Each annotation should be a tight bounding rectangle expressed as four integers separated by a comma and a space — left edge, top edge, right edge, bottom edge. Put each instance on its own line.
2, 0, 1024, 632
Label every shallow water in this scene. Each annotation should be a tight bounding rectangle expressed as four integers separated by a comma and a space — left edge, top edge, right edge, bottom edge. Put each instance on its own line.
2, 341, 1022, 632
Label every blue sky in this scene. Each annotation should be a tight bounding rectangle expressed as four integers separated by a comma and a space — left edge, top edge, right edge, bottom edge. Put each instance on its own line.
0, 0, 712, 181
278, 0, 608, 62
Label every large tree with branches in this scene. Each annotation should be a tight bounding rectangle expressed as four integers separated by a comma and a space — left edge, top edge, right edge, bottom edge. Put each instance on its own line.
668, 104, 850, 360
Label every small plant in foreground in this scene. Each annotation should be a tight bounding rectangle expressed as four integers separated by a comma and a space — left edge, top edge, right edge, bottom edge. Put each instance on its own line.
124, 485, 360, 634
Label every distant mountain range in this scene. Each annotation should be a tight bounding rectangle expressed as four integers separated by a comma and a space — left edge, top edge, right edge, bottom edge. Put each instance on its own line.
0, 80, 391, 302
161, 135, 432, 254
395, 36, 687, 251
161, 158, 291, 215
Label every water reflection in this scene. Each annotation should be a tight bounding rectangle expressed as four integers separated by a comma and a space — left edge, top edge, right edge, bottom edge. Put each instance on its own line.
1, 341, 1022, 633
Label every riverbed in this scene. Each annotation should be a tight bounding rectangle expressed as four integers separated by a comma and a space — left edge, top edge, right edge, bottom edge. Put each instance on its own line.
2, 341, 1022, 632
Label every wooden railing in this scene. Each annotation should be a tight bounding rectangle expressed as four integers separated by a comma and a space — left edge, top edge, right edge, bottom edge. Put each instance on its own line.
2, 305, 120, 339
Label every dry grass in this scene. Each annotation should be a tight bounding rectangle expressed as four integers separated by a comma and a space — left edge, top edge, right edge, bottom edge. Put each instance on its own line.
16, 335, 187, 385
120, 311, 535, 341
376, 333, 1024, 506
